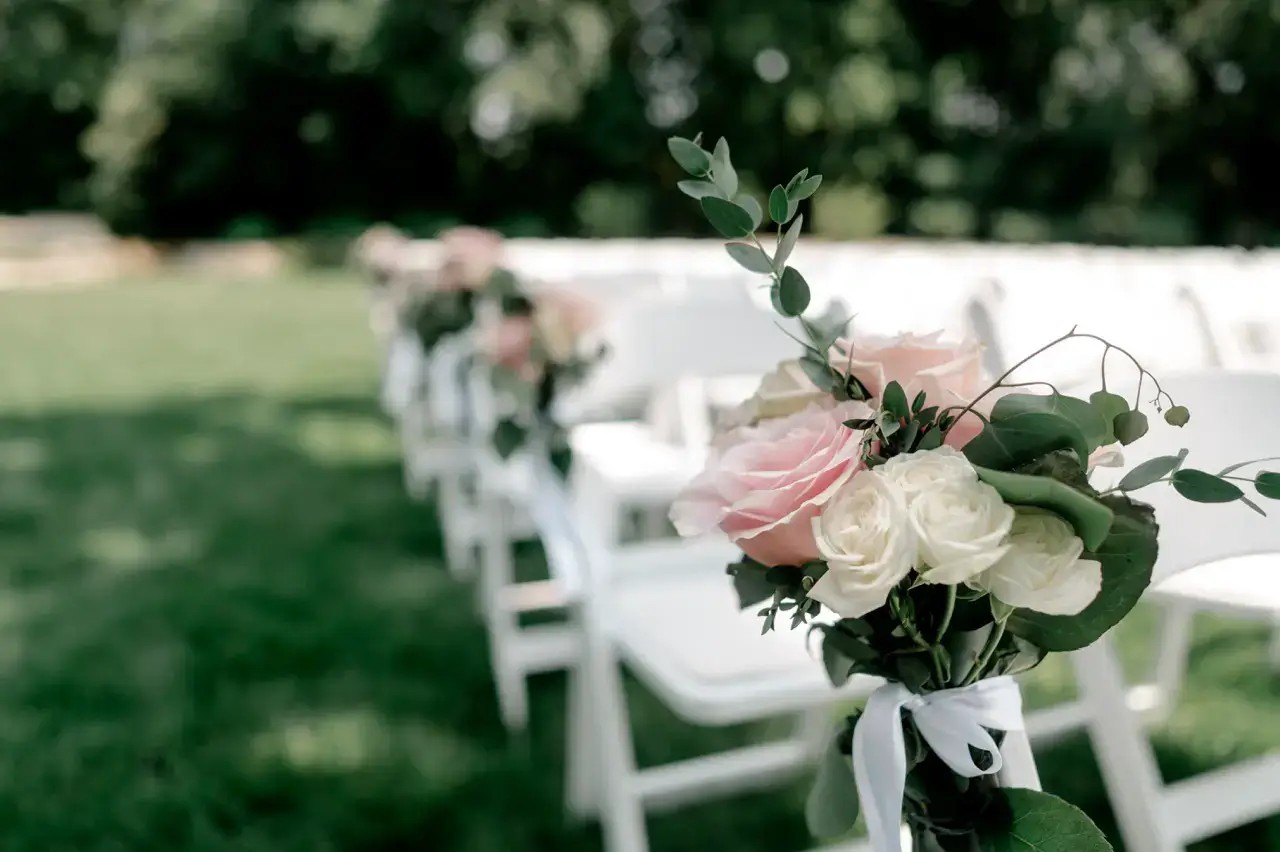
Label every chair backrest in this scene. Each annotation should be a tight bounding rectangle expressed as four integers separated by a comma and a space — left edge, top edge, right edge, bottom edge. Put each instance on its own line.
557, 291, 802, 421
1099, 371, 1280, 582
974, 256, 1216, 384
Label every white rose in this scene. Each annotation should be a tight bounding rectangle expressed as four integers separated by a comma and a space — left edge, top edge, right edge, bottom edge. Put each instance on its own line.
880, 446, 976, 503
807, 470, 917, 617
717, 359, 829, 432
910, 479, 1014, 584
975, 508, 1103, 615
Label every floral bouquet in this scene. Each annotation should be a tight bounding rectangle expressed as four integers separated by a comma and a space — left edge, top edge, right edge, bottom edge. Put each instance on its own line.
478, 269, 605, 460
664, 135, 1277, 851
407, 227, 505, 355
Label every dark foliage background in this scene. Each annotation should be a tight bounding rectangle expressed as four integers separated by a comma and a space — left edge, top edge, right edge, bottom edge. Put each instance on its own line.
2, 0, 1275, 244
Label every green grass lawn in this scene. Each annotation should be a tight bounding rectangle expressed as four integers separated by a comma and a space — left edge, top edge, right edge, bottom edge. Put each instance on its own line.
0, 273, 1277, 851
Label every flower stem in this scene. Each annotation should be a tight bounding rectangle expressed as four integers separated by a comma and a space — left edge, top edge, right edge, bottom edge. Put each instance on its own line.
963, 616, 1008, 687
936, 586, 957, 645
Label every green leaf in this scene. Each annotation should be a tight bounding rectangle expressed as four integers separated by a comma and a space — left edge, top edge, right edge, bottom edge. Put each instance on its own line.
727, 556, 775, 608
791, 174, 823, 201
700, 196, 755, 237
1117, 452, 1186, 492
882, 381, 910, 420
786, 168, 809, 193
1089, 390, 1128, 443
711, 137, 738, 197
724, 242, 773, 274
915, 428, 944, 451
1218, 456, 1280, 477
1257, 472, 1280, 500
964, 411, 1090, 471
974, 465, 1115, 551
798, 353, 835, 392
778, 266, 811, 316
667, 137, 711, 175
805, 735, 860, 839
737, 195, 764, 229
769, 185, 790, 224
1171, 468, 1244, 503
1113, 410, 1149, 445
978, 788, 1113, 851
492, 418, 527, 460
1008, 495, 1157, 652
912, 390, 927, 414
1164, 405, 1191, 427
993, 393, 1109, 453
676, 179, 722, 200
776, 213, 803, 268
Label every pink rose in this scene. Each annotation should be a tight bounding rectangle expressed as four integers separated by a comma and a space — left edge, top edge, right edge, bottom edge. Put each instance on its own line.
670, 401, 871, 566
830, 332, 990, 448
481, 315, 540, 380
439, 227, 503, 291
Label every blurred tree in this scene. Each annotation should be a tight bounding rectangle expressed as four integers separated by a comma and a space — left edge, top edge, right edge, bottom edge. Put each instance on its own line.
0, 0, 1275, 245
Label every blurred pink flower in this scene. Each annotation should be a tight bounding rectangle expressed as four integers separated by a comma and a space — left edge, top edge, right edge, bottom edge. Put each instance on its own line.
831, 332, 990, 447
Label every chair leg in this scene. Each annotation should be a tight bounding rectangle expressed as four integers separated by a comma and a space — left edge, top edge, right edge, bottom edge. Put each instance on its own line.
438, 466, 477, 578
588, 632, 649, 852
1072, 639, 1178, 852
480, 493, 529, 732
565, 651, 600, 818
1151, 600, 1196, 718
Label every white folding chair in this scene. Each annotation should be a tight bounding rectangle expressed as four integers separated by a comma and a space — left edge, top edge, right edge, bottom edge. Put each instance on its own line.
562, 531, 881, 852
1070, 371, 1280, 852
471, 291, 800, 731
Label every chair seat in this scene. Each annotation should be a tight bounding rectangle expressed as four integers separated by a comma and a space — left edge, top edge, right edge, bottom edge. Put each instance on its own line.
570, 421, 705, 503
1154, 553, 1280, 618
611, 570, 878, 725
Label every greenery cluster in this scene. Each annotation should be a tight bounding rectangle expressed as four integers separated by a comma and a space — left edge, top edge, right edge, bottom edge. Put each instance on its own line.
3, 0, 1277, 243
669, 136, 1278, 851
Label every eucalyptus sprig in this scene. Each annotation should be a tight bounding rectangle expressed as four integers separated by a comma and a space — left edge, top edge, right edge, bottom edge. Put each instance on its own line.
668, 134, 821, 319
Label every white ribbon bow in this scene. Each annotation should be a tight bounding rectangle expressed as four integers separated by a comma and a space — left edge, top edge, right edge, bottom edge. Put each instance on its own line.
853, 675, 1025, 852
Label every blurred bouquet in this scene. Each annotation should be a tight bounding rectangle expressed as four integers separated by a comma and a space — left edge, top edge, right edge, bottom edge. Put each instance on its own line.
664, 135, 1277, 851
406, 227, 504, 355
479, 270, 605, 459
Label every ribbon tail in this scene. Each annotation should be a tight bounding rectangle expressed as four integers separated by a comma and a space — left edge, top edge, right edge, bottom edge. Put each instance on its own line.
853, 684, 912, 852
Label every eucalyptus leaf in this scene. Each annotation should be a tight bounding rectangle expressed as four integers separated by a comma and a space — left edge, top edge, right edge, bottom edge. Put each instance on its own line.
791, 173, 823, 200
738, 195, 764, 229
1008, 494, 1157, 652
667, 136, 711, 175
973, 465, 1114, 550
964, 411, 1091, 471
978, 788, 1113, 851
711, 137, 738, 196
1164, 405, 1191, 427
805, 735, 860, 839
492, 418, 527, 460
1113, 410, 1149, 445
779, 266, 811, 316
1089, 390, 1128, 443
776, 213, 803, 268
881, 381, 910, 420
786, 167, 809, 193
993, 393, 1108, 453
724, 241, 773, 274
1171, 468, 1244, 503
799, 353, 835, 391
769, 185, 790, 224
1257, 472, 1280, 500
915, 428, 944, 451
727, 556, 774, 608
676, 179, 722, 200
700, 196, 754, 237
1117, 453, 1185, 492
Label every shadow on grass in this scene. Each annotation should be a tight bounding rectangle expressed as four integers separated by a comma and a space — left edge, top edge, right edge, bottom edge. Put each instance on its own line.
0, 392, 1277, 851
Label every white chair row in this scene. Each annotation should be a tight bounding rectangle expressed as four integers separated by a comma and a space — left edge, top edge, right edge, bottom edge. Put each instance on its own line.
374, 244, 1280, 852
